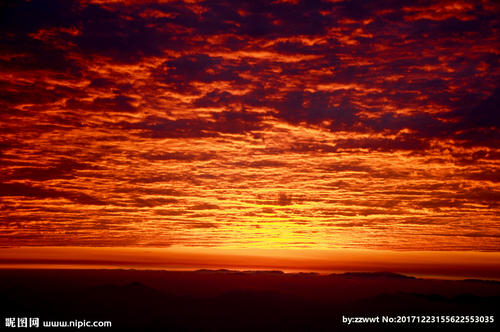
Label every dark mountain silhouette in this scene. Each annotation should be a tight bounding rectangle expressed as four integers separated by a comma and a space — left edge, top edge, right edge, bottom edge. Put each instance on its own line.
463, 278, 500, 284
332, 271, 417, 279
195, 269, 285, 275
0, 269, 498, 330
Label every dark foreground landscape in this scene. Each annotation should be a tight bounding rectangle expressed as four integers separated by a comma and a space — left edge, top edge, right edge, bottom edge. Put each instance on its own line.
1, 269, 499, 331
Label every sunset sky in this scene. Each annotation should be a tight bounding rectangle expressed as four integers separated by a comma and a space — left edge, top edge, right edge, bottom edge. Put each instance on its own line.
1, 0, 499, 276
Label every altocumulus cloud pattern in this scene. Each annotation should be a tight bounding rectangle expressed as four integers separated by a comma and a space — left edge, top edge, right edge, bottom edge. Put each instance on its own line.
0, 0, 499, 250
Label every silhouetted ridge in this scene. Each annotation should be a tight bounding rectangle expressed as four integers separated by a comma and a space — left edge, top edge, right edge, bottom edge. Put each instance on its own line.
194, 269, 284, 275
462, 278, 500, 284
332, 271, 416, 279
288, 272, 319, 277
1, 269, 499, 330
194, 269, 243, 274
